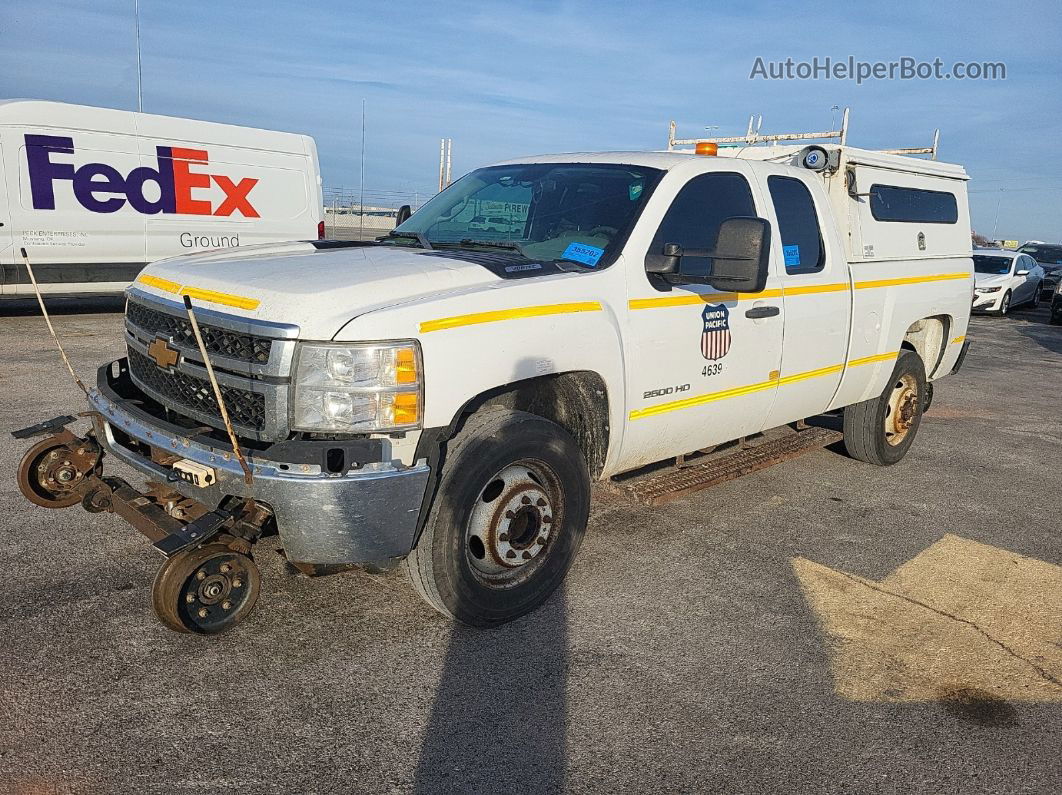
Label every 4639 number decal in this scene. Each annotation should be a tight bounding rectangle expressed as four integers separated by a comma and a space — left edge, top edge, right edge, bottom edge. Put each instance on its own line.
702, 363, 724, 377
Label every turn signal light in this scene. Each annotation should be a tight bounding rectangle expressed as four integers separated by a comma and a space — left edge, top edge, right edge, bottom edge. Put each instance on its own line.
395, 347, 418, 384
392, 393, 419, 425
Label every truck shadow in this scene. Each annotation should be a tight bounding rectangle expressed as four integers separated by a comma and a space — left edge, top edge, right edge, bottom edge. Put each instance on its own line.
1017, 323, 1062, 355
413, 589, 568, 794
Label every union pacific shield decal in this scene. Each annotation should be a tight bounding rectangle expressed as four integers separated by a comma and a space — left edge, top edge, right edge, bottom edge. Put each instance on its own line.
700, 304, 731, 361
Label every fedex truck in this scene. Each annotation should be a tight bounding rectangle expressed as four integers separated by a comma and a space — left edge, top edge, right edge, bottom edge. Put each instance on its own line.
0, 100, 323, 298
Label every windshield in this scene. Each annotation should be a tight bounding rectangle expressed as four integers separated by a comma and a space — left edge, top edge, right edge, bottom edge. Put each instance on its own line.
1017, 244, 1062, 265
973, 255, 1013, 275
390, 163, 663, 266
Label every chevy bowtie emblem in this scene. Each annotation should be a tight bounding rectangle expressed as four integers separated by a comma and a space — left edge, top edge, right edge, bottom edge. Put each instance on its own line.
147, 336, 179, 369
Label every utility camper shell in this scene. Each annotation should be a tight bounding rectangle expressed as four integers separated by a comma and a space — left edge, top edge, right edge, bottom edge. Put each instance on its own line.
718, 145, 971, 263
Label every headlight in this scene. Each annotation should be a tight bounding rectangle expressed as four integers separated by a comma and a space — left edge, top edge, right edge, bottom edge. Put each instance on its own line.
291, 341, 422, 433
1055, 280, 1062, 295
975, 286, 1002, 294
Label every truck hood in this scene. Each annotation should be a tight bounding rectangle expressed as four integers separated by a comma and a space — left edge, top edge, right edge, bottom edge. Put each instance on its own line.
136, 242, 500, 339
974, 272, 1011, 288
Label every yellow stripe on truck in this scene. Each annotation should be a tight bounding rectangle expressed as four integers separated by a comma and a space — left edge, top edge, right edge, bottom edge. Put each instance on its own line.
854, 272, 971, 290
419, 301, 602, 333
136, 275, 261, 311
628, 272, 969, 311
630, 356, 901, 420
137, 274, 182, 294
178, 286, 260, 311
847, 351, 899, 367
629, 288, 784, 310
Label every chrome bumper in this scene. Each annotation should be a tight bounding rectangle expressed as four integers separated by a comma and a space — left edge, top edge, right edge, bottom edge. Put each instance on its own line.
88, 388, 430, 566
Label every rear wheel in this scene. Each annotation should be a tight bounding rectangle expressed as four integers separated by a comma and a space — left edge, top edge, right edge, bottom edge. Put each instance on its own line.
843, 349, 926, 466
403, 409, 589, 626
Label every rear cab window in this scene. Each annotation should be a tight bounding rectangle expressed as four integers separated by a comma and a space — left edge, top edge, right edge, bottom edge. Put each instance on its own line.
767, 175, 825, 274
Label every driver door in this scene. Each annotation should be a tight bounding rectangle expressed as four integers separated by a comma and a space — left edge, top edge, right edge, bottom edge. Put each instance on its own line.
619, 166, 783, 471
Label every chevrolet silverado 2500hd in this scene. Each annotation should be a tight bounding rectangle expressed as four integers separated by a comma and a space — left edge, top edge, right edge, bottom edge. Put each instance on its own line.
14, 134, 973, 633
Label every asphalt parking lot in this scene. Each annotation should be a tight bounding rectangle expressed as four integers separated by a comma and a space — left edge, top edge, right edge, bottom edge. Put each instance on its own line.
0, 297, 1059, 794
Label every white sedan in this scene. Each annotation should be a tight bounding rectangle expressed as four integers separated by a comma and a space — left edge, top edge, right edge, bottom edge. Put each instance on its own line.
972, 250, 1045, 316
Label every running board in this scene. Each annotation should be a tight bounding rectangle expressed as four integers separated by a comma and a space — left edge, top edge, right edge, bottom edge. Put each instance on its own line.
606, 426, 843, 507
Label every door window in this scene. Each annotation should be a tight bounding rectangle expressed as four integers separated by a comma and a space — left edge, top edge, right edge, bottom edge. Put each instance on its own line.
649, 172, 756, 280
767, 175, 825, 275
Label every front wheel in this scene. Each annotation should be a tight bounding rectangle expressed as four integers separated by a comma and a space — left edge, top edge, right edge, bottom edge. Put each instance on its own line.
1030, 283, 1041, 308
996, 291, 1012, 316
403, 409, 590, 626
843, 349, 926, 466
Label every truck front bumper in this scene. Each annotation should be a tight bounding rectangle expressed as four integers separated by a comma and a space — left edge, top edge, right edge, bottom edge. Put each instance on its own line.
87, 363, 430, 567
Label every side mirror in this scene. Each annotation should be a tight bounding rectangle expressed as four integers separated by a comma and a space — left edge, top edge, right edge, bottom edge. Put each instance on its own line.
646, 216, 771, 293
395, 204, 412, 225
1016, 268, 1029, 276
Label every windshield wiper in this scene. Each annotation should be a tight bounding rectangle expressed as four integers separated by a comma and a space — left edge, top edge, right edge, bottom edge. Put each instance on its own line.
381, 230, 432, 250
455, 238, 527, 256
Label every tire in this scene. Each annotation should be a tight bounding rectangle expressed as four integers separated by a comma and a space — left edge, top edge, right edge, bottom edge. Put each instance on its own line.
403, 408, 590, 626
843, 349, 927, 466
1030, 283, 1041, 308
1052, 308, 1062, 326
996, 291, 1011, 316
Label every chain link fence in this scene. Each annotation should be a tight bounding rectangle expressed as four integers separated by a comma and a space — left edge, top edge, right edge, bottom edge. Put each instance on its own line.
322, 187, 430, 241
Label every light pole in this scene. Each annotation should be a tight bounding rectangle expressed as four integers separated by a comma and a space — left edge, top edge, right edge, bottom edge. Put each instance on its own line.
134, 0, 143, 112
359, 99, 366, 240
991, 188, 1005, 239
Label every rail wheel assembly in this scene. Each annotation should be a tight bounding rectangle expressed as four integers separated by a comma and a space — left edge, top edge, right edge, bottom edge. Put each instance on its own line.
16, 436, 100, 509
151, 539, 262, 634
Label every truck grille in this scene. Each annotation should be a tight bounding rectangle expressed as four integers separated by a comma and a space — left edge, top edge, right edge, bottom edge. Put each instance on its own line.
127, 347, 266, 432
126, 300, 273, 364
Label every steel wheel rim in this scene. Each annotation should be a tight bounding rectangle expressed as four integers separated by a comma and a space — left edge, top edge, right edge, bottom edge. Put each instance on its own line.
154, 545, 261, 634
884, 372, 919, 446
465, 460, 562, 586
17, 440, 86, 509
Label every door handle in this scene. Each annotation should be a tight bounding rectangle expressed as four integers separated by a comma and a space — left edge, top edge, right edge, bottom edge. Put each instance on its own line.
745, 305, 780, 319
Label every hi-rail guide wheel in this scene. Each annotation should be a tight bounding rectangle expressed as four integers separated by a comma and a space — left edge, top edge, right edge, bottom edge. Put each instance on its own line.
151, 540, 262, 634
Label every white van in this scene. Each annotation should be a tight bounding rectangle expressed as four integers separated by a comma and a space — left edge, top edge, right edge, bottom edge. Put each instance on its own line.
0, 100, 323, 298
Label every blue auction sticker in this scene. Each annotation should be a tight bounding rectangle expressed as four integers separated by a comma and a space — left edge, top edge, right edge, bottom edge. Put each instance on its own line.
783, 244, 801, 267
561, 242, 605, 267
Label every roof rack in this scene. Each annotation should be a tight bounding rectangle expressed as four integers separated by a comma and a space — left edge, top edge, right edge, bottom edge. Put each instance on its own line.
667, 108, 940, 160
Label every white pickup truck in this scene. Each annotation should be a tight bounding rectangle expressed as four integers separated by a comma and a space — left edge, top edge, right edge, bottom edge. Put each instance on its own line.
14, 135, 973, 634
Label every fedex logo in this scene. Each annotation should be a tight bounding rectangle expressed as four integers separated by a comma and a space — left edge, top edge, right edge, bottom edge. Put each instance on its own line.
25, 134, 260, 217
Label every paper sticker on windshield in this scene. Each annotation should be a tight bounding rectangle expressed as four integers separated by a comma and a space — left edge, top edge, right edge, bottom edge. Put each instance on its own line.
629, 182, 644, 201
783, 245, 801, 267
562, 242, 605, 267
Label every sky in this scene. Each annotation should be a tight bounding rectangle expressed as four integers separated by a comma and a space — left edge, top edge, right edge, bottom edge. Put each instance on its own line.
2, 0, 1061, 240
